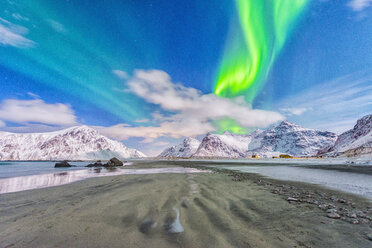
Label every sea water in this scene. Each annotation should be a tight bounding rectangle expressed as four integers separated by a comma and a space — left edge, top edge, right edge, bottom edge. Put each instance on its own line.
0, 161, 207, 194
223, 165, 372, 200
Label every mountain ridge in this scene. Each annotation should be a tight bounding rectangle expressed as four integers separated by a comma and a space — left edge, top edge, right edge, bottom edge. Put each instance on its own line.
159, 121, 338, 158
0, 125, 146, 160
320, 114, 372, 157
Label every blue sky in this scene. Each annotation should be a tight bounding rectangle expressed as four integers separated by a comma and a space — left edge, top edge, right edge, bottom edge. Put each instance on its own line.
0, 0, 371, 155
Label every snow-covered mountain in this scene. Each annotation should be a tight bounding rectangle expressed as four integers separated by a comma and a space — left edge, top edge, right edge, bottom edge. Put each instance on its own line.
0, 125, 146, 160
159, 121, 337, 158
193, 131, 257, 158
321, 114, 372, 157
247, 121, 337, 157
158, 137, 200, 157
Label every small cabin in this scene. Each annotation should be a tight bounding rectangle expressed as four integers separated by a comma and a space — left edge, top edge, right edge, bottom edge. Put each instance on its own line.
250, 155, 260, 158
279, 154, 293, 159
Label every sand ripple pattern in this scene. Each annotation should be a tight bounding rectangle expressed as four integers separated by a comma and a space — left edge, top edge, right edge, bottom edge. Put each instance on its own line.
0, 171, 371, 248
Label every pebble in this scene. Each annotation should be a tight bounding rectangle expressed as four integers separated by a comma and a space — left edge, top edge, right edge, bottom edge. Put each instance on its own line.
360, 218, 369, 224
328, 204, 336, 209
349, 213, 357, 218
367, 233, 372, 241
327, 209, 341, 219
287, 197, 298, 202
327, 212, 341, 219
252, 172, 368, 227
318, 204, 328, 210
356, 211, 366, 218
349, 219, 359, 224
330, 196, 338, 202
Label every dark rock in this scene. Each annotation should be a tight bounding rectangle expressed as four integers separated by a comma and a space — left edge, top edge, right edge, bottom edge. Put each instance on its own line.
104, 157, 124, 167
86, 161, 103, 167
55, 161, 71, 168
367, 233, 372, 241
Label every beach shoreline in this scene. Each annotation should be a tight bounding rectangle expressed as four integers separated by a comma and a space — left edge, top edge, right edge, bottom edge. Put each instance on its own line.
1, 161, 372, 247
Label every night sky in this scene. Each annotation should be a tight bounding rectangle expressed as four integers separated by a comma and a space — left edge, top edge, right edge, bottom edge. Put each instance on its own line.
0, 0, 371, 155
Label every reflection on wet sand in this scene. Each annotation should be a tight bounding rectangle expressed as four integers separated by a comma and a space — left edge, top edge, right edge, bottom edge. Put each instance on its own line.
0, 167, 207, 194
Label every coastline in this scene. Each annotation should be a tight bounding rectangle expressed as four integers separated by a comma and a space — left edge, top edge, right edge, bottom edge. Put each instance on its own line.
1, 162, 372, 247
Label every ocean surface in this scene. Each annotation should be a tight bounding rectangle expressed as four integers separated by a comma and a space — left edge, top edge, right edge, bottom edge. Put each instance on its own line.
0, 161, 207, 194
0, 161, 89, 179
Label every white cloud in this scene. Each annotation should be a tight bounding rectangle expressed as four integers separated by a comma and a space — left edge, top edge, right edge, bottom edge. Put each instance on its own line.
280, 107, 310, 116
46, 19, 67, 33
0, 99, 77, 126
127, 70, 284, 127
0, 124, 67, 133
101, 69, 284, 142
277, 70, 372, 133
153, 141, 170, 146
27, 92, 40, 99
0, 18, 35, 48
96, 119, 215, 143
12, 13, 29, 21
348, 0, 372, 11
0, 120, 5, 127
112, 70, 129, 79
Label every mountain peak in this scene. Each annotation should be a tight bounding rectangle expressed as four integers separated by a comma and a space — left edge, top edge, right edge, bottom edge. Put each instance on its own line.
325, 113, 372, 156
274, 120, 306, 133
64, 125, 96, 132
0, 126, 146, 160
354, 114, 372, 132
158, 137, 201, 158
278, 120, 299, 127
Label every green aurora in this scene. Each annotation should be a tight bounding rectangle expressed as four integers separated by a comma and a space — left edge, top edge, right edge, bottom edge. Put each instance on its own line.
214, 0, 309, 102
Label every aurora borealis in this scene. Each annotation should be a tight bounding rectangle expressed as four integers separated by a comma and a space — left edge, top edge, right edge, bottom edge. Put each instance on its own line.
215, 0, 309, 102
1, 0, 372, 155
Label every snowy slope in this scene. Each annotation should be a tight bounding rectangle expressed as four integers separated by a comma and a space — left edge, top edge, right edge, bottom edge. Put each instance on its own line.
0, 126, 146, 160
191, 121, 337, 158
248, 121, 337, 157
323, 114, 372, 157
158, 137, 200, 157
193, 132, 256, 158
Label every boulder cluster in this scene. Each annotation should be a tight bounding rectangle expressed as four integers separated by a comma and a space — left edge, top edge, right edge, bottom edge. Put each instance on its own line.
86, 157, 124, 167
54, 157, 124, 168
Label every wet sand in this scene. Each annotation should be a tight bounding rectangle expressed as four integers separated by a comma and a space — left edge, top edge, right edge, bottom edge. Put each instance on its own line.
1, 163, 372, 247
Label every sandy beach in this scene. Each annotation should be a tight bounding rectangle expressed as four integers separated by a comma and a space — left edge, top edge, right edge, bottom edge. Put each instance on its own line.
1, 161, 372, 248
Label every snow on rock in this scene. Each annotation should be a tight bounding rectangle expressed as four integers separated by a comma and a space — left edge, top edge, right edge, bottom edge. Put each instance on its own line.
323, 114, 372, 157
158, 137, 200, 157
193, 132, 254, 158
173, 121, 337, 158
0, 125, 146, 160
249, 121, 337, 157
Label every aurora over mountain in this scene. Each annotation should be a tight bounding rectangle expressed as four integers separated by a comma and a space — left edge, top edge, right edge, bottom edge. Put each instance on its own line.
215, 0, 309, 102
0, 0, 372, 155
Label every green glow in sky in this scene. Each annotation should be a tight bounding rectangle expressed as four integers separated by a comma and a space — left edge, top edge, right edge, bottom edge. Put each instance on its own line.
215, 0, 308, 102
213, 118, 252, 134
